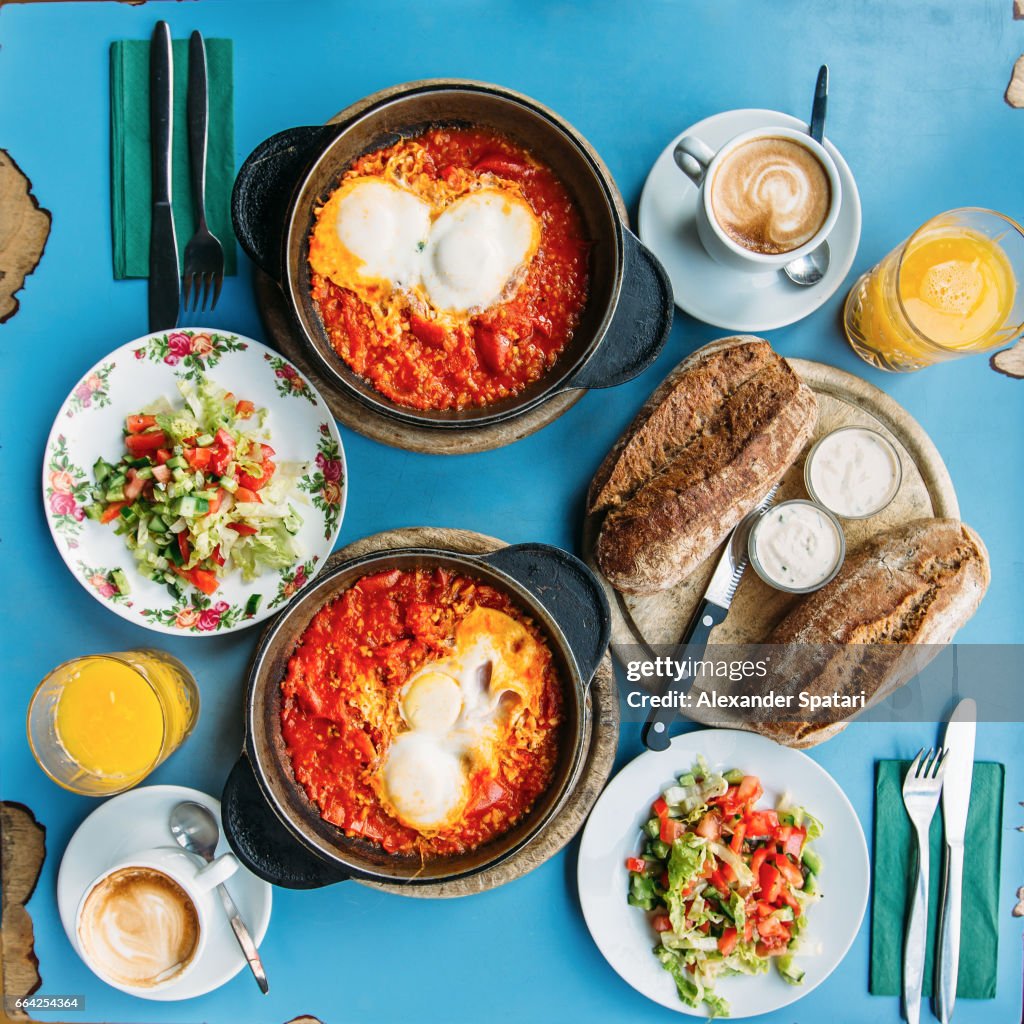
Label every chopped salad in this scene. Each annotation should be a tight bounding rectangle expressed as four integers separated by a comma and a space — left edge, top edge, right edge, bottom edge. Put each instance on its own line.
85, 376, 306, 605
626, 758, 823, 1018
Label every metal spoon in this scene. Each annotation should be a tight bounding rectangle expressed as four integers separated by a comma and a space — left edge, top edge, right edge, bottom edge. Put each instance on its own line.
169, 801, 269, 994
784, 64, 831, 287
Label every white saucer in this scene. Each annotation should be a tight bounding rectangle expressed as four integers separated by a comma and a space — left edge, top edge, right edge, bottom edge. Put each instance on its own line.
638, 108, 862, 332
57, 785, 272, 1001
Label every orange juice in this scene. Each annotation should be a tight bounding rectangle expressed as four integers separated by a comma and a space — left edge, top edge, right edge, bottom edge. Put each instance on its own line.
844, 209, 1024, 372
28, 650, 198, 796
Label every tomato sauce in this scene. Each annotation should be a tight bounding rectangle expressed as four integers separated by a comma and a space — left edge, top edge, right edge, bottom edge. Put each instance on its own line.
309, 127, 591, 411
279, 567, 564, 857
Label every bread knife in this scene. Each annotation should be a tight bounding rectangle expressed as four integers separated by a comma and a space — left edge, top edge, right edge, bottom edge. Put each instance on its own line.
934, 697, 976, 1023
640, 484, 779, 752
149, 21, 180, 331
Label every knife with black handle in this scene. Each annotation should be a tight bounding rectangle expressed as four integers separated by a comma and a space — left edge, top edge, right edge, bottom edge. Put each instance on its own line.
640, 486, 778, 751
149, 21, 180, 331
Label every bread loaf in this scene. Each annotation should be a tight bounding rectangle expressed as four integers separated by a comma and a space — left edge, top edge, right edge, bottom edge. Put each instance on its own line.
750, 517, 991, 748
591, 337, 818, 594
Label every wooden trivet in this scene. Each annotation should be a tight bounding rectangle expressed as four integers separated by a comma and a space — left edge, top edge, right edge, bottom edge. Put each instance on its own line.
582, 355, 961, 653
321, 526, 618, 898
0, 803, 45, 1016
253, 85, 630, 455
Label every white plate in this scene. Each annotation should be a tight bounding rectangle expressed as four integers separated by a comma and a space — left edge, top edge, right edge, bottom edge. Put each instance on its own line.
42, 330, 346, 635
577, 729, 869, 1018
56, 785, 272, 1001
638, 109, 862, 332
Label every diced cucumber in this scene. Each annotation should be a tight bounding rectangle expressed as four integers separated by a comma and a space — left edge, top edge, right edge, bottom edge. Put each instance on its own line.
245, 594, 263, 616
126, 456, 150, 469
168, 518, 187, 534
108, 472, 126, 488
172, 495, 209, 517
803, 871, 819, 896
84, 503, 104, 521
195, 433, 215, 447
724, 769, 745, 784
645, 817, 661, 840
219, 476, 238, 493
135, 465, 154, 480
171, 467, 187, 482
650, 839, 670, 859
118, 504, 138, 522
166, 455, 187, 470
677, 773, 696, 787
110, 569, 131, 595
777, 955, 805, 985
167, 542, 186, 567
802, 847, 822, 875
148, 514, 167, 533
93, 458, 113, 484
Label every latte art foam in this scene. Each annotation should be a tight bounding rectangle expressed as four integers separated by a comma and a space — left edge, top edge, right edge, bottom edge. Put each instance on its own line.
78, 868, 200, 988
711, 137, 831, 255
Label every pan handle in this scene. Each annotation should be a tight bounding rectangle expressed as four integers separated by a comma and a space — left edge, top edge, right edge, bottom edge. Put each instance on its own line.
231, 125, 339, 280
561, 228, 673, 391
221, 754, 350, 890
481, 543, 610, 685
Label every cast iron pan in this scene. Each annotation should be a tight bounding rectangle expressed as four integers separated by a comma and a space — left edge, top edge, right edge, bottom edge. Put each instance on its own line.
232, 80, 673, 430
222, 543, 610, 889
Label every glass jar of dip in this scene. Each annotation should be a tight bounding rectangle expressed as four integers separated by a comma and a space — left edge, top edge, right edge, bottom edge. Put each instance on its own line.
804, 426, 902, 519
748, 499, 846, 594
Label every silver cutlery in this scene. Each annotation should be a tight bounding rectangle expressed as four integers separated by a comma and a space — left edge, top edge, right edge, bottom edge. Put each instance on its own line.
169, 801, 269, 994
934, 698, 977, 1023
902, 747, 948, 1024
784, 64, 831, 288
182, 30, 225, 314
148, 21, 181, 331
640, 483, 778, 751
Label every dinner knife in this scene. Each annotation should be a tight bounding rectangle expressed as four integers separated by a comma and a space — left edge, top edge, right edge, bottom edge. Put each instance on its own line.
934, 697, 977, 1023
149, 21, 180, 331
640, 484, 779, 752
810, 64, 829, 144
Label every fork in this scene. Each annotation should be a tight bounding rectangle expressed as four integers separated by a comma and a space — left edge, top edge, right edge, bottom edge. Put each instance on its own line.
182, 30, 224, 314
902, 747, 948, 1024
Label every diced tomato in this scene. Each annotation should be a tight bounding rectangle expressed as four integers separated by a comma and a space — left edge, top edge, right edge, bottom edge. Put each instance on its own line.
210, 545, 226, 567
346, 815, 385, 842
125, 430, 167, 456
710, 785, 739, 813
206, 488, 225, 515
123, 468, 145, 502
695, 810, 722, 841
359, 568, 403, 593
234, 399, 256, 418
750, 846, 770, 878
660, 817, 685, 844
100, 501, 127, 524
698, 920, 711, 934
735, 775, 763, 809
184, 446, 212, 470
758, 862, 782, 903
651, 913, 672, 933
652, 797, 669, 819
125, 414, 157, 434
718, 927, 739, 956
238, 459, 276, 491
233, 486, 261, 504
472, 153, 532, 177
625, 857, 646, 873
409, 314, 448, 349
214, 427, 235, 450
730, 822, 747, 854
464, 775, 507, 815
711, 863, 734, 892
228, 522, 258, 536
756, 914, 791, 943
756, 940, 790, 957
177, 532, 191, 563
259, 443, 275, 460
474, 323, 511, 374
154, 448, 172, 465
773, 853, 805, 889
782, 827, 806, 859
778, 887, 802, 917
152, 464, 171, 484
745, 809, 780, 837
208, 445, 232, 476
182, 567, 219, 595
743, 916, 754, 942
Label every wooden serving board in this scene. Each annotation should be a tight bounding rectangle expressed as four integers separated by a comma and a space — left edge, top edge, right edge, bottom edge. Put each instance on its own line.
255, 82, 630, 456
582, 357, 960, 654
326, 526, 619, 898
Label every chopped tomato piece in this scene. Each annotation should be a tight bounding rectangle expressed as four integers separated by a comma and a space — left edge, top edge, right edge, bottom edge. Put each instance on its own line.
778, 887, 802, 917
472, 153, 532, 177
651, 912, 672, 933
100, 501, 127, 524
750, 846, 770, 878
758, 862, 783, 903
782, 827, 806, 859
756, 914, 791, 942
660, 817, 685, 844
409, 314, 448, 349
743, 916, 754, 942
474, 323, 511, 374
154, 448, 172, 465
625, 857, 646, 873
181, 566, 219, 595
123, 468, 145, 502
259, 443, 276, 460
736, 775, 763, 809
126, 414, 157, 434
238, 459, 276, 491
695, 810, 722, 841
773, 853, 805, 889
228, 522, 258, 536
152, 464, 171, 484
233, 486, 262, 504
125, 430, 167, 456
745, 809, 780, 837
206, 488, 226, 515
718, 927, 739, 955
358, 568, 403, 593
234, 399, 256, 418
730, 821, 747, 854
210, 545, 226, 567
652, 797, 669, 819
184, 446, 212, 470
177, 532, 191, 563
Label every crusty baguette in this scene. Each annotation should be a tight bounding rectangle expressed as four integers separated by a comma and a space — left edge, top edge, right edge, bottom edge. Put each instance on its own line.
750, 518, 991, 748
592, 337, 818, 594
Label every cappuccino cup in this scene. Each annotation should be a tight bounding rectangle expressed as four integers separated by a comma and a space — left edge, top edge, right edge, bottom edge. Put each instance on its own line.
674, 124, 842, 274
75, 846, 237, 995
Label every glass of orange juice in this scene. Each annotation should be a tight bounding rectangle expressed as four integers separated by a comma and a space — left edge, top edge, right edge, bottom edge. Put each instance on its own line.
27, 650, 199, 796
844, 207, 1024, 371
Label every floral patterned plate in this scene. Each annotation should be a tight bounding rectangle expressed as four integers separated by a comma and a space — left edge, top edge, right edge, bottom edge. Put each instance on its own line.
43, 329, 347, 635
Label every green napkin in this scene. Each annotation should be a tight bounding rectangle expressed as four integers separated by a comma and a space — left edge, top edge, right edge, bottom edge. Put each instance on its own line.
110, 38, 236, 279
870, 759, 1004, 999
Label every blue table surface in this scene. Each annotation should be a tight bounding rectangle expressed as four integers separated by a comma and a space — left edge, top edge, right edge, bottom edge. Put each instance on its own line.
2, 2, 1023, 1022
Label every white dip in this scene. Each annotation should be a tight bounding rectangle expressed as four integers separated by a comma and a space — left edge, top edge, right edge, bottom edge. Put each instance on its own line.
752, 501, 843, 591
807, 427, 900, 518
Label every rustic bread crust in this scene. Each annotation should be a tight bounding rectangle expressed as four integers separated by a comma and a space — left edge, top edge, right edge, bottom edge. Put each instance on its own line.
592, 337, 818, 594
750, 518, 991, 748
